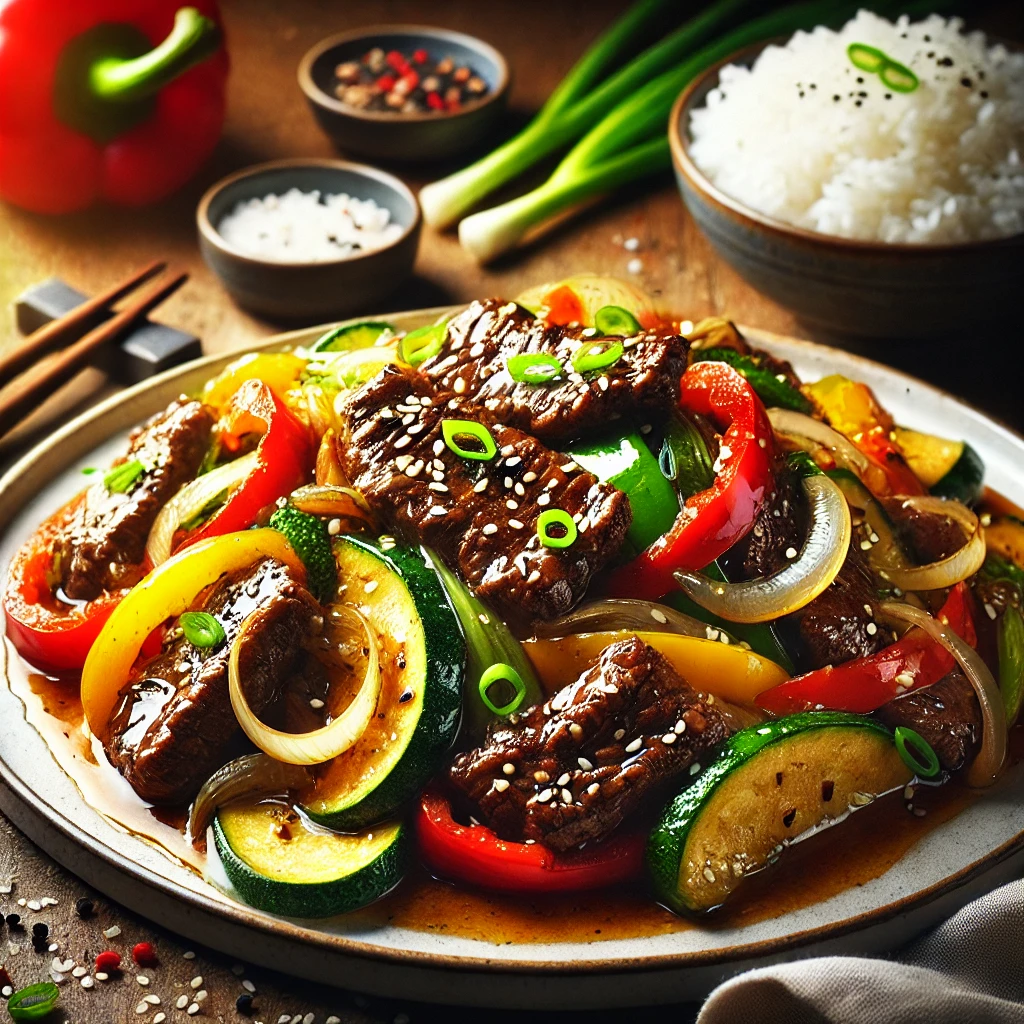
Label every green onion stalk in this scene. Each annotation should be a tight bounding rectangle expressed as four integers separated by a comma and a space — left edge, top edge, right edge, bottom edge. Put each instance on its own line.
419, 0, 755, 228
458, 0, 905, 263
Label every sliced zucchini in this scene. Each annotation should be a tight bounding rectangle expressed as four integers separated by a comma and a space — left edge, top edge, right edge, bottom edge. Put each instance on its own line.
647, 712, 911, 914
985, 516, 1024, 573
214, 798, 407, 918
300, 535, 464, 830
311, 321, 395, 353
894, 427, 984, 505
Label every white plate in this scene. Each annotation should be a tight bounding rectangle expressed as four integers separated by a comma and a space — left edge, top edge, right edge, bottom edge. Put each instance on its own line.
1, 312, 1022, 1008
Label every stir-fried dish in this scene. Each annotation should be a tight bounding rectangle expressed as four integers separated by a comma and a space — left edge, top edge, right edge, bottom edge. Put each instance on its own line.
4, 276, 1021, 919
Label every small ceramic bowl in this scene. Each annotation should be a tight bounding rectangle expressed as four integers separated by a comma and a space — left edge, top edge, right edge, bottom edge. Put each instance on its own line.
197, 158, 421, 323
298, 25, 509, 162
669, 44, 1024, 339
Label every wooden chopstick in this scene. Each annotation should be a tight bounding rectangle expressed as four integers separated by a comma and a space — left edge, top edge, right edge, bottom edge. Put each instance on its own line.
0, 269, 188, 442
0, 260, 166, 389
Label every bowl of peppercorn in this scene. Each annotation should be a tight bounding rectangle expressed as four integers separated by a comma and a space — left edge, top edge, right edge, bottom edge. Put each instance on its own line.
298, 25, 510, 162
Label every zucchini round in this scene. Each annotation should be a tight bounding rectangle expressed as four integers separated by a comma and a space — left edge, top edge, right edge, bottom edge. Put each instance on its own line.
894, 427, 984, 505
647, 712, 912, 914
214, 798, 407, 918
300, 535, 464, 830
311, 321, 395, 352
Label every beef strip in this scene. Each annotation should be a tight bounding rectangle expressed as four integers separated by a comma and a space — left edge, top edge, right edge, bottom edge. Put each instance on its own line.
881, 497, 967, 565
418, 299, 687, 446
339, 364, 631, 626
875, 669, 981, 771
106, 557, 324, 805
447, 636, 729, 851
57, 397, 214, 600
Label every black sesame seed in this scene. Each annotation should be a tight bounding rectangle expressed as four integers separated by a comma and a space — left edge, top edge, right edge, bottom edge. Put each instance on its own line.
856, 76, 864, 84
858, 91, 868, 98
236, 992, 255, 1016
961, 77, 973, 88
937, 56, 954, 67
855, 100, 863, 107
833, 94, 841, 102
74, 898, 95, 919
32, 922, 48, 939
927, 51, 935, 58
980, 90, 989, 99
884, 93, 892, 100
923, 34, 931, 42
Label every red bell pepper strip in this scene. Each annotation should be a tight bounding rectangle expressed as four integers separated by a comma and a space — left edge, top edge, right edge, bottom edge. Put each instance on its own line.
608, 361, 775, 601
176, 380, 313, 551
416, 789, 644, 893
2, 496, 125, 671
756, 582, 976, 715
0, 3, 228, 214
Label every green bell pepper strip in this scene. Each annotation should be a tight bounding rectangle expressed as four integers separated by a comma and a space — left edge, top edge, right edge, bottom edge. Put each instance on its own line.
567, 430, 680, 551
998, 604, 1024, 727
692, 346, 812, 414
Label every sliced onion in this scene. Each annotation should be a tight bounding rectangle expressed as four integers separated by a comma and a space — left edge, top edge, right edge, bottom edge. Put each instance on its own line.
769, 408, 887, 494
228, 605, 382, 765
674, 474, 851, 623
187, 753, 311, 843
881, 601, 1006, 788
876, 496, 986, 592
146, 451, 259, 566
289, 483, 375, 527
534, 598, 710, 639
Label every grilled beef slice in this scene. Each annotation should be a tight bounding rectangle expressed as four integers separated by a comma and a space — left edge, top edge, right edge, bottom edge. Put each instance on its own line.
881, 497, 967, 565
58, 397, 214, 600
107, 557, 323, 805
875, 669, 981, 771
447, 636, 729, 851
418, 299, 687, 446
339, 364, 631, 625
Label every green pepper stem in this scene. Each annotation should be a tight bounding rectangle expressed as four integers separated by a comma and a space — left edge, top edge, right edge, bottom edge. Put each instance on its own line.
89, 6, 219, 103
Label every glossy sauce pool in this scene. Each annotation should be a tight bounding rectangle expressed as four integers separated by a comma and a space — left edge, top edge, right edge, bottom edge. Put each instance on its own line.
6, 637, 1008, 945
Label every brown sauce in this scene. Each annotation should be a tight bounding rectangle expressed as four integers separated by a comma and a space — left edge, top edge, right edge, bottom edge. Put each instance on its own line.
6, 634, 1011, 945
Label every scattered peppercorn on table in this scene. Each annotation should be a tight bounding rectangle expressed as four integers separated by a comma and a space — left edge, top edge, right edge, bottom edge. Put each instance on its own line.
0, 1, 1020, 1022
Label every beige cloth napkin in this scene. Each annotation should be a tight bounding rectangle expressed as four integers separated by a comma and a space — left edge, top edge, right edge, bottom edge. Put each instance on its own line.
698, 879, 1024, 1023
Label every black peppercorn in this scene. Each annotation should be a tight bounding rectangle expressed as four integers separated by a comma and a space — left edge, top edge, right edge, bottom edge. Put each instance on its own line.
75, 897, 95, 919
236, 992, 255, 1015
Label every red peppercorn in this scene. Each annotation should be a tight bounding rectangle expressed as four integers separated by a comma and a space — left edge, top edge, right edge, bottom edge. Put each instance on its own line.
385, 50, 409, 73
426, 91, 445, 111
375, 74, 396, 93
95, 950, 121, 974
131, 942, 158, 967
412, 48, 428, 64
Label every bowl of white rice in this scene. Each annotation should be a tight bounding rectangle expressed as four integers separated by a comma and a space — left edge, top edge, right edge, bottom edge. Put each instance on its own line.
197, 158, 421, 322
670, 12, 1023, 338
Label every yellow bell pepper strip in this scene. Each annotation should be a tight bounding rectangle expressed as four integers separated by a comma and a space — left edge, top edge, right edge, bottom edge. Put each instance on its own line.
522, 629, 789, 706
81, 529, 303, 739
806, 375, 924, 496
202, 352, 306, 411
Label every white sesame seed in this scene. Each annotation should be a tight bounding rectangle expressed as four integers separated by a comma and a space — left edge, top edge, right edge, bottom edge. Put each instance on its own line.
537, 788, 553, 803
154, 1015, 167, 1024
195, 990, 208, 1003
177, 995, 190, 1010
394, 434, 412, 449
401, 412, 415, 426
72, 967, 88, 979
428, 506, 447, 517
405, 461, 423, 478
627, 257, 643, 275
860, 539, 873, 551
505, 456, 522, 468
578, 757, 594, 771
598, 376, 610, 392
145, 995, 161, 1005
506, 499, 518, 510
527, 569, 541, 583
453, 377, 467, 393
408, 423, 424, 435
690, 762, 701, 775
569, 722, 583, 740
561, 788, 573, 803
327, 1018, 342, 1024
473, 478, 489, 493
186, 1004, 199, 1016
675, 719, 686, 734
309, 698, 325, 710
866, 622, 878, 635
537, 492, 551, 506
534, 770, 550, 783
508, 519, 524, 529
81, 976, 95, 989
428, 482, 449, 493
502, 762, 515, 775
190, 976, 203, 989
493, 779, 510, 793
703, 866, 716, 883
394, 454, 413, 471
662, 732, 677, 745
559, 462, 578, 473
985, 603, 997, 621
523, 471, 537, 483
482, 523, 498, 535
433, 439, 445, 456
103, 925, 121, 939
650, 608, 668, 624
135, 975, 150, 986
556, 772, 570, 786
363, 579, 379, 595
785, 547, 798, 559
625, 737, 643, 753
614, 728, 625, 740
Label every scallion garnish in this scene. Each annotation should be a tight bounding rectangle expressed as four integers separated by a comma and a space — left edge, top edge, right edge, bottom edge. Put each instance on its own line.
894, 725, 940, 779
442, 419, 497, 461
180, 611, 226, 650
103, 459, 146, 494
572, 339, 624, 374
537, 508, 578, 549
399, 320, 449, 367
847, 42, 918, 93
81, 466, 98, 475
7, 982, 61, 1021
478, 662, 528, 717
594, 305, 642, 336
507, 352, 563, 384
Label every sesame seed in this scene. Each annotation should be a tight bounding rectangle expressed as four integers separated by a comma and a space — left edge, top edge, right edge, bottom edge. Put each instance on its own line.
309, 698, 325, 710
186, 1004, 199, 1016
395, 454, 413, 470
556, 772, 570, 786
527, 569, 541, 583
614, 729, 625, 740
183, 951, 196, 960
561, 788, 573, 803
177, 995, 190, 1010
72, 967, 88, 979
675, 720, 686, 734
866, 622, 878, 635
703, 866, 716, 883
494, 779, 510, 793
145, 995, 161, 1005
81, 976, 95, 989
537, 788, 553, 803
433, 439, 445, 456
514, 482, 526, 496
401, 412, 415, 426
860, 539, 873, 551
453, 377, 467, 394
154, 1015, 167, 1024
506, 499, 519, 510
428, 482, 449, 493
405, 460, 423, 478
569, 723, 583, 740
662, 732, 677, 745
537, 493, 551, 506
534, 770, 550, 783
190, 976, 203, 989
578, 757, 594, 771
503, 762, 515, 775
137, 976, 150, 986
523, 471, 538, 483
103, 925, 121, 939
195, 990, 208, 1002
597, 376, 609, 392
473, 478, 489, 493
506, 456, 522, 468
625, 737, 643, 753
482, 523, 498, 536
985, 603, 997, 620
560, 462, 579, 473
546, 478, 559, 490
650, 608, 668, 624
508, 519, 524, 529
785, 547, 798, 559
428, 506, 447, 517
394, 435, 412, 449
689, 762, 701, 775
587, 783, 600, 795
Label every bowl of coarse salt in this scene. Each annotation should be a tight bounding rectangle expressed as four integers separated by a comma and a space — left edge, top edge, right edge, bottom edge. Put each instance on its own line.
197, 158, 421, 322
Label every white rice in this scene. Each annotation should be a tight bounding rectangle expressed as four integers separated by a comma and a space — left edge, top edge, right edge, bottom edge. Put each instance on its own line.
217, 188, 403, 262
689, 12, 1024, 243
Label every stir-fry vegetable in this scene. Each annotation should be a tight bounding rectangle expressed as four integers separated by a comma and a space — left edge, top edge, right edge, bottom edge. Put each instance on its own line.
691, 347, 812, 413
998, 605, 1024, 727
609, 361, 775, 600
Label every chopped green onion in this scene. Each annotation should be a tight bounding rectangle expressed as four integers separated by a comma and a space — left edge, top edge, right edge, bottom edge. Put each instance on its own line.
847, 42, 887, 73
104, 459, 146, 494
594, 305, 642, 336
7, 983, 61, 1021
537, 508, 578, 549
879, 60, 918, 93
399, 320, 449, 367
507, 352, 563, 384
894, 726, 941, 779
180, 611, 226, 650
81, 466, 98, 475
442, 419, 497, 461
572, 339, 624, 374
479, 662, 528, 717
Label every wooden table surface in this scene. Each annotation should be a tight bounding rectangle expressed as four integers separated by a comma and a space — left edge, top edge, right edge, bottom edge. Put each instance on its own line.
0, 2, 1021, 1022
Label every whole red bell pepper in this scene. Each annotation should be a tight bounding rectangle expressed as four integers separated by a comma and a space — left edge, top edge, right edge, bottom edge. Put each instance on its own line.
416, 789, 644, 893
176, 380, 314, 551
757, 583, 976, 715
0, 2, 228, 214
608, 361, 775, 601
